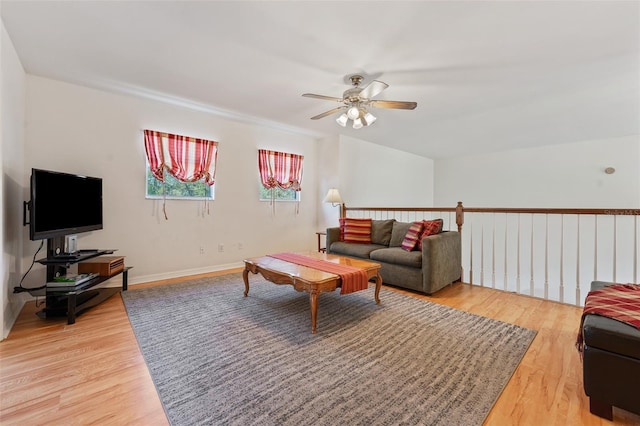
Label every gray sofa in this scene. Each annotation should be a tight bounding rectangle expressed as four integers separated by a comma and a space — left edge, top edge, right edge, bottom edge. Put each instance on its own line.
326, 219, 461, 295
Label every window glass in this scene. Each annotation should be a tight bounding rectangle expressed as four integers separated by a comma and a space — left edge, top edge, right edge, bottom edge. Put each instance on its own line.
259, 185, 299, 202
146, 167, 214, 200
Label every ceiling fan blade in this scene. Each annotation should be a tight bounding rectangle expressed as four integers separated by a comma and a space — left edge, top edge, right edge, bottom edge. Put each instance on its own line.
369, 100, 417, 110
310, 106, 347, 120
358, 80, 389, 99
302, 93, 343, 102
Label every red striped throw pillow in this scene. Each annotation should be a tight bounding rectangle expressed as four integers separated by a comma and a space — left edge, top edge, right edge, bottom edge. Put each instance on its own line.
417, 219, 444, 250
401, 221, 424, 251
340, 218, 372, 244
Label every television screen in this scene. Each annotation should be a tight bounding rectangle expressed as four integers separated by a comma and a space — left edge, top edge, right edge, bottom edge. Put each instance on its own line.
29, 168, 103, 240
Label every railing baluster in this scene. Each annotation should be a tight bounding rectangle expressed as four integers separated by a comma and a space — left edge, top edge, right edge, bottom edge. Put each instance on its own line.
469, 216, 474, 285
481, 214, 485, 287
530, 214, 535, 297
613, 215, 617, 283
544, 214, 549, 300
594, 216, 598, 281
504, 213, 508, 291
635, 215, 638, 283
517, 214, 521, 295
560, 215, 564, 304
576, 217, 581, 306
492, 213, 496, 289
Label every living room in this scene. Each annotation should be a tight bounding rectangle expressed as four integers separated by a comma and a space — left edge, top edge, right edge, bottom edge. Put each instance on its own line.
1, 1, 639, 424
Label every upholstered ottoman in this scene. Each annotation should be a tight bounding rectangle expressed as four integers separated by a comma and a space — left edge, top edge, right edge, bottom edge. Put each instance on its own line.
582, 281, 640, 419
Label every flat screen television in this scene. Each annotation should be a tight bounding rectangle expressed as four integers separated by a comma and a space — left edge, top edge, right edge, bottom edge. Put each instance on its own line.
28, 168, 103, 241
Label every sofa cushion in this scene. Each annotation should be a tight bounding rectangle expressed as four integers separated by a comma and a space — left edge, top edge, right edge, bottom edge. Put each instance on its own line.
401, 221, 425, 251
389, 221, 413, 247
370, 247, 422, 269
329, 242, 386, 259
417, 219, 444, 250
371, 219, 395, 246
340, 218, 372, 244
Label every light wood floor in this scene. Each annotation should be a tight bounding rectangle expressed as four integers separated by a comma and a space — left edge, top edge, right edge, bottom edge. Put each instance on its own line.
1, 270, 639, 426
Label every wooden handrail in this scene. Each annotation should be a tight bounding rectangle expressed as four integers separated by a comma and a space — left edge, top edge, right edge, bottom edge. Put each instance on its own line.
343, 203, 640, 233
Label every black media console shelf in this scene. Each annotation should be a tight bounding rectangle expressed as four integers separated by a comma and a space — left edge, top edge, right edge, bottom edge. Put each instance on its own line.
32, 239, 131, 324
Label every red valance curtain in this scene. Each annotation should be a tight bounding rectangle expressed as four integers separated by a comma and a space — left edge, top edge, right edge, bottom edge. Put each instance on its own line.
144, 130, 218, 185
258, 149, 303, 191
258, 149, 303, 213
144, 130, 219, 219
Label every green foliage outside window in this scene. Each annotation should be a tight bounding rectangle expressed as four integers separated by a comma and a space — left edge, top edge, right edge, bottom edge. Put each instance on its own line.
146, 168, 213, 199
259, 185, 300, 201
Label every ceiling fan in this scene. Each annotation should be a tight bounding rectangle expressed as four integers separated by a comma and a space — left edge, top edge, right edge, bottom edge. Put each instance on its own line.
302, 75, 417, 129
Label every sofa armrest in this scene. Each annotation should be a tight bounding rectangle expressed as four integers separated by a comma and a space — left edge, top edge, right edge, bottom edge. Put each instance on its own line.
326, 227, 340, 253
421, 231, 462, 294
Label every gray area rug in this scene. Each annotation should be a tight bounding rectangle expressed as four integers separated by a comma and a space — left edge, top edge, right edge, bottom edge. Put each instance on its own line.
122, 274, 536, 426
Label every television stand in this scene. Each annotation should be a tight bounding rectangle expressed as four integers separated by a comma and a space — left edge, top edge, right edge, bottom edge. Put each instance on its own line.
32, 237, 131, 324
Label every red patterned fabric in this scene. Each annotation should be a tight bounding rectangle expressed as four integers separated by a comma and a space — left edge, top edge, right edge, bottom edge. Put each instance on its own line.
339, 218, 372, 244
268, 253, 369, 295
401, 221, 424, 251
417, 219, 444, 250
576, 284, 640, 354
144, 130, 218, 185
258, 149, 303, 191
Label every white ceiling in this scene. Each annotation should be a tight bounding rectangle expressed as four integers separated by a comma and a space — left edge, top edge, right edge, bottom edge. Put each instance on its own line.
2, 1, 638, 159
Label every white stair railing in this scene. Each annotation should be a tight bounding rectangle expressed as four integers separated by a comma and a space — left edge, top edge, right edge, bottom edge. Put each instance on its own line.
342, 204, 640, 306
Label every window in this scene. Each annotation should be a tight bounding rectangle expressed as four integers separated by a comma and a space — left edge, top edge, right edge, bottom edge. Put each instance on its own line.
146, 166, 214, 200
144, 130, 219, 218
258, 185, 299, 202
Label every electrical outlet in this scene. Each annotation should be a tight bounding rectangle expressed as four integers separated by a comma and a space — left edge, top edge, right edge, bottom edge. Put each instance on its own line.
218, 244, 224, 252
199, 246, 205, 255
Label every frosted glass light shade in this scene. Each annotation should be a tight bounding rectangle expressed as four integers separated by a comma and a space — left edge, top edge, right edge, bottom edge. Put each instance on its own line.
353, 118, 363, 129
347, 106, 360, 120
323, 188, 343, 206
336, 113, 348, 127
363, 111, 377, 125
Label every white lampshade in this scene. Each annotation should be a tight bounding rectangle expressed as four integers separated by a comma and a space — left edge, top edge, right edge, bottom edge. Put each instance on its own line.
323, 188, 343, 206
363, 111, 377, 125
336, 113, 348, 127
347, 106, 360, 120
352, 118, 363, 129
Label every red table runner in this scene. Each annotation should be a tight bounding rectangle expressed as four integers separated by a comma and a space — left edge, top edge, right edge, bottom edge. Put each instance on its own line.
576, 283, 640, 355
267, 253, 369, 295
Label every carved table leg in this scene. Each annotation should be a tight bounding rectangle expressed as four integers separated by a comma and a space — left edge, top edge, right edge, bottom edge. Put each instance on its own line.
310, 291, 319, 334
374, 272, 382, 304
243, 268, 250, 297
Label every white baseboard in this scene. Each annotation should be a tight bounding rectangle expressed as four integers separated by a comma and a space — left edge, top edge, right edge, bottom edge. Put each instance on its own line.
128, 261, 244, 286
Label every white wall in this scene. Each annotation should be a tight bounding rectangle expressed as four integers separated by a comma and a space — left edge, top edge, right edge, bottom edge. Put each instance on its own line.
434, 135, 640, 208
316, 135, 341, 231
1, 22, 27, 339
22, 76, 320, 287
338, 136, 435, 207
433, 136, 640, 305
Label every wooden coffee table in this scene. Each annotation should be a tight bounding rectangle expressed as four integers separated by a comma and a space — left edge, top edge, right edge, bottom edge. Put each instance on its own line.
243, 252, 382, 334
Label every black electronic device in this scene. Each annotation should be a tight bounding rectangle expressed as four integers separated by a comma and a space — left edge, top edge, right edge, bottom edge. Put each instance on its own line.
25, 168, 103, 241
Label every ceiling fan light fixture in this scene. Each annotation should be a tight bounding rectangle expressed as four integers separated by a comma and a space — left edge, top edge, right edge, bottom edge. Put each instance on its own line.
336, 113, 348, 127
347, 106, 360, 120
303, 75, 417, 129
363, 111, 377, 125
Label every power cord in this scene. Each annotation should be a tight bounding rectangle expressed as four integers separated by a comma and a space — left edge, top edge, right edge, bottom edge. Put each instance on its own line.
13, 240, 46, 293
